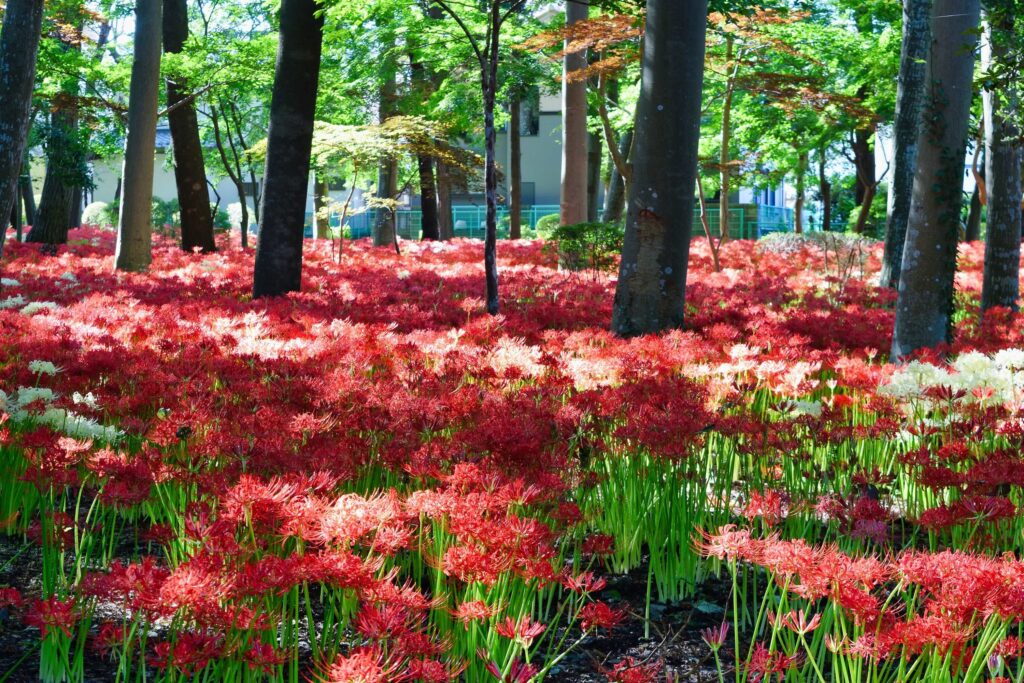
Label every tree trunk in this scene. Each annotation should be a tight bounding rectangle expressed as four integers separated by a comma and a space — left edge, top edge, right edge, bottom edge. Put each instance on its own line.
436, 159, 454, 240
373, 68, 397, 247
20, 167, 35, 226
818, 148, 831, 232
314, 175, 330, 239
415, 155, 437, 241
560, 0, 589, 226
892, 0, 980, 358
611, 0, 707, 337
794, 151, 808, 234
509, 96, 522, 239
164, 0, 216, 253
587, 131, 602, 222
965, 183, 982, 242
719, 33, 735, 243
603, 128, 632, 225
28, 106, 79, 245
981, 16, 1021, 312
881, 0, 932, 288
852, 124, 876, 207
0, 0, 44, 254
69, 185, 82, 230
114, 0, 163, 271
10, 183, 21, 242
481, 7, 501, 314
252, 0, 323, 298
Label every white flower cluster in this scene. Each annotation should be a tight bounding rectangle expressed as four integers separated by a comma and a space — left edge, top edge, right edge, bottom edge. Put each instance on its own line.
1, 278, 21, 287
20, 301, 59, 315
0, 364, 122, 443
880, 349, 1024, 408
0, 295, 26, 309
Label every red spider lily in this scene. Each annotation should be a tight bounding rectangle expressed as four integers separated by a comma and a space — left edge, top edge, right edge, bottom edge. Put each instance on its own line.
600, 657, 664, 683
494, 615, 546, 648
579, 601, 627, 632
701, 622, 730, 650
484, 657, 538, 682
321, 646, 398, 683
0, 587, 22, 610
23, 596, 77, 639
451, 599, 496, 626
243, 641, 288, 674
768, 609, 822, 635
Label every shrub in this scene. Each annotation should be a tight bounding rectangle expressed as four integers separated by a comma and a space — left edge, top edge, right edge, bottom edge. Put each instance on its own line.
535, 213, 561, 239
550, 221, 624, 273
81, 202, 111, 228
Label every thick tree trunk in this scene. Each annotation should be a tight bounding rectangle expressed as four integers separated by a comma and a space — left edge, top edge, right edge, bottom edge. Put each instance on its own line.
164, 0, 215, 253
795, 151, 808, 234
418, 154, 439, 240
314, 175, 330, 239
881, 0, 932, 288
115, 0, 163, 271
28, 107, 79, 245
981, 17, 1021, 312
436, 159, 454, 240
0, 0, 44, 253
892, 0, 980, 359
965, 183, 982, 242
560, 0, 589, 226
587, 131, 602, 222
252, 0, 323, 298
603, 128, 632, 225
509, 96, 522, 239
611, 0, 707, 337
373, 69, 397, 247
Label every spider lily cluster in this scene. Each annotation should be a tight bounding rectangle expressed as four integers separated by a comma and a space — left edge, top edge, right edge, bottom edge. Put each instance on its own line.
2, 230, 1024, 682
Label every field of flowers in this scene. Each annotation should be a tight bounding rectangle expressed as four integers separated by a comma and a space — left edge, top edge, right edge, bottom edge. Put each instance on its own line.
2, 228, 1024, 682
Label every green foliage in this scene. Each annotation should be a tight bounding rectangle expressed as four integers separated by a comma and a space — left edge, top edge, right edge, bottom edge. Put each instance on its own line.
551, 221, 624, 273
535, 213, 561, 238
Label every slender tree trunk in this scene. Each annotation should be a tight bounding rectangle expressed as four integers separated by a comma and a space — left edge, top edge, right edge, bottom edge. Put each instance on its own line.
252, 0, 323, 297
314, 175, 330, 239
965, 183, 982, 242
892, 0, 980, 358
853, 183, 877, 235
818, 148, 832, 232
560, 0, 589, 226
436, 159, 454, 240
587, 131, 602, 222
115, 0, 163, 271
20, 168, 35, 226
164, 0, 216, 253
852, 124, 875, 207
373, 68, 397, 247
69, 186, 82, 230
509, 96, 522, 239
482, 8, 501, 314
11, 184, 21, 242
418, 154, 439, 240
603, 128, 632, 225
28, 106, 79, 245
881, 0, 932, 288
981, 16, 1021, 312
719, 33, 735, 243
612, 0, 707, 337
0, 0, 44, 254
209, 107, 248, 247
794, 151, 808, 234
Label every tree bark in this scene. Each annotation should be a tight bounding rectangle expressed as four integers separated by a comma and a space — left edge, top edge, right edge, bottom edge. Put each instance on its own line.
881, 0, 932, 288
603, 128, 632, 225
314, 175, 330, 239
611, 0, 707, 337
20, 167, 35, 226
436, 159, 454, 240
373, 68, 398, 247
252, 0, 323, 298
481, 5, 501, 314
852, 124, 876, 207
719, 33, 735, 243
509, 96, 522, 239
818, 148, 831, 232
794, 150, 808, 234
164, 0, 216, 253
892, 0, 980, 358
587, 131, 602, 222
28, 106, 79, 246
560, 0, 589, 226
115, 0, 163, 271
418, 154, 439, 240
981, 16, 1021, 312
965, 183, 982, 242
0, 0, 44, 254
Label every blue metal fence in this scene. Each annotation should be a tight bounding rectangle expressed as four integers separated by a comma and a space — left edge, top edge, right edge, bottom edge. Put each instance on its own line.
303, 204, 796, 240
